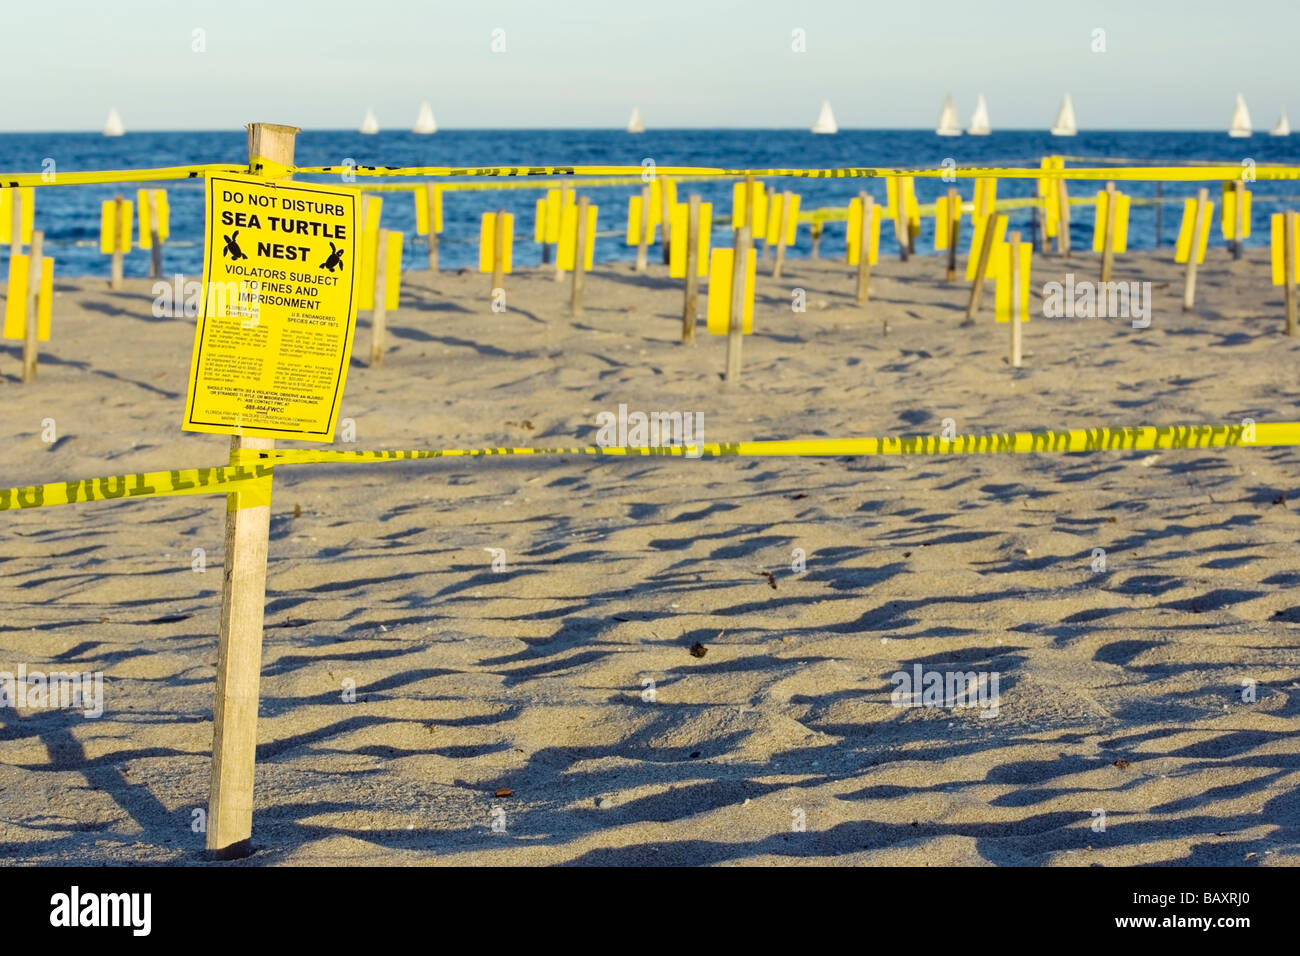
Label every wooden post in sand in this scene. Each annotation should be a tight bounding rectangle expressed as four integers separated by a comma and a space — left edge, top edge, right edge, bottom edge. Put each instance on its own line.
762, 186, 775, 260
9, 189, 23, 259
555, 179, 570, 281
725, 224, 751, 384
660, 178, 673, 265
856, 192, 874, 305
206, 121, 296, 861
635, 183, 650, 273
965, 212, 1005, 325
425, 183, 440, 272
1183, 188, 1209, 312
1232, 180, 1246, 261
1056, 180, 1071, 257
810, 221, 822, 260
772, 189, 792, 279
1155, 182, 1164, 247
146, 192, 163, 279
682, 194, 701, 343
370, 227, 389, 366
21, 230, 43, 384
1285, 210, 1298, 337
1100, 182, 1117, 284
492, 208, 507, 295
110, 195, 126, 291
570, 196, 589, 318
946, 187, 960, 282
1008, 230, 1023, 368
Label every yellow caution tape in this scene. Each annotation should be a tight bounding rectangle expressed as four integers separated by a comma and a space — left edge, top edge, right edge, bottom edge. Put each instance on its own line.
3, 422, 1295, 513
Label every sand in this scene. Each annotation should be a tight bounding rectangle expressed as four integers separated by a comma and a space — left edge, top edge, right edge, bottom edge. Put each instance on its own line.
1, 246, 1298, 866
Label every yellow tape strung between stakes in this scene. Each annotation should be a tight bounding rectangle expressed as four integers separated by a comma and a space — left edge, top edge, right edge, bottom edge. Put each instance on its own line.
3, 422, 1296, 512
5, 163, 1300, 189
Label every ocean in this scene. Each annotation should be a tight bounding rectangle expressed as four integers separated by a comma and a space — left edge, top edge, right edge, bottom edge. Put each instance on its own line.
1, 129, 1297, 277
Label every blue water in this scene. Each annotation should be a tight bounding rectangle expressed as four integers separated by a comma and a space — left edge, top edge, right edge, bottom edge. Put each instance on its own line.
2, 130, 1297, 277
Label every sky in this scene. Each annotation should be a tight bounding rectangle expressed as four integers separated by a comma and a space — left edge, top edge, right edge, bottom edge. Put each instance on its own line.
1, 0, 1295, 131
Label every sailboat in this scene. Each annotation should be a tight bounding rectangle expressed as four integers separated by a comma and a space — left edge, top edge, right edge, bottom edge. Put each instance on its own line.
1271, 107, 1290, 137
103, 107, 125, 137
936, 94, 961, 136
413, 102, 436, 134
626, 107, 645, 134
967, 94, 991, 135
1050, 94, 1077, 136
359, 107, 379, 135
1229, 94, 1252, 137
811, 100, 837, 134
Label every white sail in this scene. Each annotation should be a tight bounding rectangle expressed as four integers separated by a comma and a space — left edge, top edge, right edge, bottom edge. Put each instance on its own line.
967, 94, 991, 135
360, 107, 380, 135
103, 107, 125, 137
811, 100, 837, 134
413, 102, 436, 134
626, 107, 645, 134
936, 93, 961, 136
1229, 93, 1252, 137
1271, 107, 1290, 137
1050, 93, 1077, 136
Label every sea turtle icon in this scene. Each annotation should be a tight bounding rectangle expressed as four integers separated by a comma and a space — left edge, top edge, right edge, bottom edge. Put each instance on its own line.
222, 230, 248, 261
320, 241, 345, 272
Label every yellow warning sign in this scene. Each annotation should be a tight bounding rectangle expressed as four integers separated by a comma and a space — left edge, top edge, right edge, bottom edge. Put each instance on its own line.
183, 173, 361, 442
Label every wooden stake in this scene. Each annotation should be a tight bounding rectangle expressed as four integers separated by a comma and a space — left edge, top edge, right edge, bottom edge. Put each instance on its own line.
10, 188, 22, 259
682, 194, 700, 343
570, 196, 588, 317
22, 230, 42, 384
762, 187, 775, 260
370, 227, 388, 366
1155, 182, 1164, 247
965, 212, 1004, 325
1233, 180, 1245, 261
425, 183, 439, 272
660, 178, 672, 265
1285, 210, 1297, 337
148, 192, 163, 279
110, 195, 125, 291
492, 208, 506, 296
946, 187, 959, 282
1056, 180, 1071, 257
856, 192, 873, 305
555, 179, 570, 281
811, 222, 822, 260
206, 121, 297, 861
635, 184, 650, 273
772, 189, 791, 278
1183, 188, 1209, 312
1100, 181, 1117, 284
725, 224, 751, 384
1008, 230, 1023, 368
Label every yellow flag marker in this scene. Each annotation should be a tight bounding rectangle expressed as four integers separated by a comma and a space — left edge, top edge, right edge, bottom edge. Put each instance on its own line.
479, 211, 514, 274
1092, 188, 1131, 253
3, 254, 29, 338
626, 194, 657, 246
0, 187, 35, 245
966, 213, 1008, 281
1270, 212, 1300, 285
934, 194, 964, 250
1175, 197, 1213, 264
1221, 183, 1252, 240
731, 180, 767, 230
415, 184, 443, 235
136, 189, 170, 247
995, 242, 1032, 323
765, 192, 801, 245
669, 201, 711, 278
846, 196, 882, 266
706, 247, 755, 335
558, 202, 598, 270
974, 178, 998, 219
